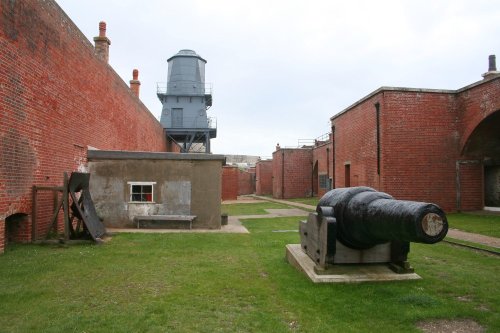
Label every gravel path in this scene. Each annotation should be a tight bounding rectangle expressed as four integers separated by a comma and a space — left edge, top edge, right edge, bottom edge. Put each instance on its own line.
447, 228, 500, 248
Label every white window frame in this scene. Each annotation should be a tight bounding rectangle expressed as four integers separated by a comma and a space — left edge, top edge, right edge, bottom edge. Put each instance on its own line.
127, 181, 156, 203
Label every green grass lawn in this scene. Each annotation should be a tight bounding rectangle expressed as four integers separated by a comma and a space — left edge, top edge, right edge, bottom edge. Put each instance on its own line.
221, 202, 292, 216
447, 213, 500, 238
0, 216, 498, 332
286, 197, 319, 206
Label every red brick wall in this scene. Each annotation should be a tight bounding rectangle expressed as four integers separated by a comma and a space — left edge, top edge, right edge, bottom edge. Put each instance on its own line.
272, 148, 313, 199
312, 141, 333, 198
256, 160, 273, 195
331, 81, 500, 212
380, 91, 458, 210
221, 166, 238, 200
458, 79, 500, 154
0, 0, 168, 250
272, 150, 283, 198
333, 94, 380, 190
457, 162, 483, 211
238, 168, 255, 195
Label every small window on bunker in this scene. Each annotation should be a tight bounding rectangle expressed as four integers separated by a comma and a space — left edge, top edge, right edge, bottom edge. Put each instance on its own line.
6, 213, 28, 242
131, 185, 153, 202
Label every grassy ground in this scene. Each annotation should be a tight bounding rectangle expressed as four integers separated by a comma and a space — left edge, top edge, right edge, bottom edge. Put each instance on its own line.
286, 197, 318, 206
221, 202, 291, 216
447, 213, 500, 238
0, 216, 498, 332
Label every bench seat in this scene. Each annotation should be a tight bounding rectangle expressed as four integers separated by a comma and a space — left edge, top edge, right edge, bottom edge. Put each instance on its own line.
134, 215, 197, 230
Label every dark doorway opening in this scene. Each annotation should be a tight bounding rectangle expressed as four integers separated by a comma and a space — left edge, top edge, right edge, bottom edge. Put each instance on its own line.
5, 213, 29, 243
345, 164, 351, 187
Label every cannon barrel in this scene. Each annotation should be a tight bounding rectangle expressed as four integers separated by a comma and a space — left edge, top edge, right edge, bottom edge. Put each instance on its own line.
317, 187, 448, 249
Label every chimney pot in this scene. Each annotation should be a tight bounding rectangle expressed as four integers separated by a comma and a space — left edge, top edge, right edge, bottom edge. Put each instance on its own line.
130, 69, 141, 97
99, 21, 106, 37
482, 54, 499, 80
488, 55, 497, 71
94, 21, 111, 63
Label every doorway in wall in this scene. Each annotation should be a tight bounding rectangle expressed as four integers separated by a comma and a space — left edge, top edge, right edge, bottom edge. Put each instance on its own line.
345, 164, 350, 187
172, 108, 183, 128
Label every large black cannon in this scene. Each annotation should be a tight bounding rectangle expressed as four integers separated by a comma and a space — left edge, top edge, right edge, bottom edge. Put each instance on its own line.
299, 187, 448, 273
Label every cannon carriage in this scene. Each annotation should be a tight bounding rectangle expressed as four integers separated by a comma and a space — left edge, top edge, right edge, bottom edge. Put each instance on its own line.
299, 187, 448, 274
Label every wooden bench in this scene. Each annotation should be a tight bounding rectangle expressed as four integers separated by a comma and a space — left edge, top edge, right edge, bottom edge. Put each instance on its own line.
134, 215, 197, 230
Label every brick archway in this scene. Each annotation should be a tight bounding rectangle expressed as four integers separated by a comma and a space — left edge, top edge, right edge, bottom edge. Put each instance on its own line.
461, 109, 500, 208
461, 109, 500, 158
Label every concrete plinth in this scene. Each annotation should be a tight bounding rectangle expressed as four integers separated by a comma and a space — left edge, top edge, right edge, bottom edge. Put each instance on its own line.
286, 244, 421, 283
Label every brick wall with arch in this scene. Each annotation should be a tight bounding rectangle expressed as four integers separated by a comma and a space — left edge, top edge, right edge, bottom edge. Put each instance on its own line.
0, 0, 170, 253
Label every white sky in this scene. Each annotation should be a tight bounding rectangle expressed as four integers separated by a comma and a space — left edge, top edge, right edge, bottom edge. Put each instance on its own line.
56, 0, 500, 158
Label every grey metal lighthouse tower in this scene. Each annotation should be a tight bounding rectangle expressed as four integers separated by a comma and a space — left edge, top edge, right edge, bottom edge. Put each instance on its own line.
158, 49, 216, 153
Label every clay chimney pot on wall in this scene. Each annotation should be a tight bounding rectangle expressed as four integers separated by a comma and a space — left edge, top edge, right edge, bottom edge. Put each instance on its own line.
93, 21, 111, 63
130, 69, 141, 97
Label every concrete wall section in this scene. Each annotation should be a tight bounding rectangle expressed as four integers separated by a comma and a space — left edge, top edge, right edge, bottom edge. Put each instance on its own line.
88, 151, 224, 229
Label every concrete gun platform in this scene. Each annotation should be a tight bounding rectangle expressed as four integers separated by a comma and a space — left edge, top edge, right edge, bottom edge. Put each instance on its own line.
286, 244, 421, 283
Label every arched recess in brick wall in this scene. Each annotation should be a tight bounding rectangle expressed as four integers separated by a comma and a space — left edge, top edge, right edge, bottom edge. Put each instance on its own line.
5, 213, 29, 244
461, 109, 500, 208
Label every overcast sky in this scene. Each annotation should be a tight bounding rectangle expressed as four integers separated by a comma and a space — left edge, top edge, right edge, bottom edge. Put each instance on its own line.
56, 0, 499, 158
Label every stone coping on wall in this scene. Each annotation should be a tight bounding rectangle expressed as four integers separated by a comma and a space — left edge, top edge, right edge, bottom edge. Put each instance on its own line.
88, 150, 226, 161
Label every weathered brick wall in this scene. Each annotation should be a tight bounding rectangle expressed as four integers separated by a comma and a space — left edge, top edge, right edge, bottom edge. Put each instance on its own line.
255, 160, 273, 195
312, 141, 333, 198
0, 0, 168, 251
333, 94, 380, 189
238, 168, 255, 195
332, 80, 500, 212
272, 148, 313, 199
380, 91, 458, 210
457, 162, 483, 211
333, 91, 458, 210
457, 79, 500, 154
272, 150, 283, 198
221, 166, 238, 201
